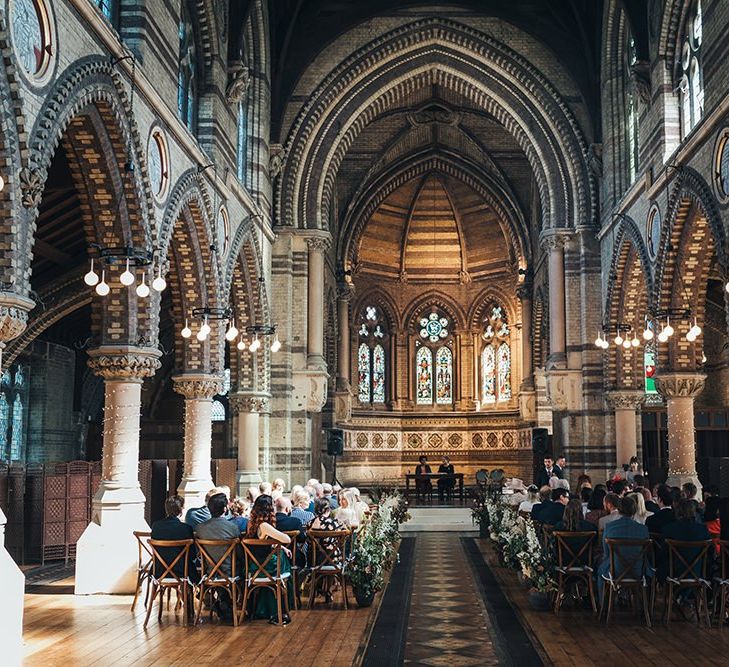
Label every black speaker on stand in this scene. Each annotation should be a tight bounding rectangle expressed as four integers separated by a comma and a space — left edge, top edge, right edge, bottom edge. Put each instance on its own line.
532, 427, 550, 485
327, 428, 344, 486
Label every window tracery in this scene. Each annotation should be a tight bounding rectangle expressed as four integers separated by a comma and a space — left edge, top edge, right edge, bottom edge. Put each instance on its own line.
357, 306, 387, 405
415, 309, 453, 406
177, 2, 198, 133
679, 0, 703, 138
481, 305, 511, 404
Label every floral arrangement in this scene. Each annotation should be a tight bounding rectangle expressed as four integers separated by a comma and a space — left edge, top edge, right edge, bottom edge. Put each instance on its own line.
516, 518, 556, 593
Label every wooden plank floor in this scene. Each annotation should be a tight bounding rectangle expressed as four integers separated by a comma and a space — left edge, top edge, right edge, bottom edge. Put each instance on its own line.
475, 540, 729, 667
22, 577, 381, 666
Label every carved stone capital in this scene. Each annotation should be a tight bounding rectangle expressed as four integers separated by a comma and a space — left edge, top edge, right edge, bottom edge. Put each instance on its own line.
305, 233, 332, 252
630, 61, 651, 104
225, 64, 250, 104
229, 392, 269, 414
605, 390, 646, 411
20, 168, 43, 209
87, 346, 162, 382
173, 373, 224, 399
269, 144, 285, 179
336, 282, 355, 301
654, 372, 706, 399
539, 229, 572, 252
0, 292, 35, 342
516, 284, 532, 302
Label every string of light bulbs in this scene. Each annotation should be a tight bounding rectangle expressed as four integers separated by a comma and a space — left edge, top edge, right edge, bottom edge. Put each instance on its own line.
179, 308, 281, 352
594, 311, 701, 350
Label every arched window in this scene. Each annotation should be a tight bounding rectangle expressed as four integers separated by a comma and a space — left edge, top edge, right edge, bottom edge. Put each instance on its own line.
237, 98, 248, 183
0, 392, 8, 461
93, 0, 116, 23
415, 309, 454, 406
211, 400, 226, 422
679, 0, 703, 139
357, 306, 387, 405
10, 394, 23, 460
177, 2, 197, 133
481, 305, 512, 405
626, 33, 640, 183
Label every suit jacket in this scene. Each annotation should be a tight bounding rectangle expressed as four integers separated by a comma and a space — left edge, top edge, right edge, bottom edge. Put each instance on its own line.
530, 500, 549, 522
663, 519, 711, 578
601, 517, 651, 579
275, 512, 304, 537
184, 505, 211, 529
535, 466, 561, 487
539, 501, 565, 526
645, 507, 675, 534
645, 500, 661, 514
194, 516, 242, 576
150, 516, 196, 579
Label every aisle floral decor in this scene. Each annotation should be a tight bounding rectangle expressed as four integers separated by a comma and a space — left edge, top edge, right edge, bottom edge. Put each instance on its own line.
348, 491, 410, 606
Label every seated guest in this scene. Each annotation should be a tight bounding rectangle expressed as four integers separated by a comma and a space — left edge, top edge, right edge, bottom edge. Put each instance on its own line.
612, 479, 629, 497
259, 481, 273, 496
349, 487, 370, 522
228, 496, 250, 532
645, 485, 675, 534
530, 485, 553, 522
637, 486, 659, 514
627, 491, 653, 525
597, 496, 651, 603
185, 486, 228, 528
664, 498, 711, 543
291, 489, 315, 525
308, 497, 347, 603
246, 486, 260, 505
536, 454, 562, 487
414, 455, 432, 498
576, 473, 592, 491
245, 495, 294, 624
598, 493, 621, 532
307, 478, 320, 488
322, 482, 339, 509
437, 456, 456, 501
194, 493, 242, 576
682, 482, 703, 521
704, 496, 721, 553
555, 498, 597, 534
151, 495, 198, 582
303, 485, 317, 512
274, 496, 304, 534
539, 488, 569, 526
584, 487, 608, 526
334, 489, 359, 528
272, 478, 286, 495
580, 487, 593, 516
518, 485, 540, 513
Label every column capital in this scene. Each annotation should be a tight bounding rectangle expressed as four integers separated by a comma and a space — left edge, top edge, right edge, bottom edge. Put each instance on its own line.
230, 392, 270, 414
87, 346, 162, 382
173, 373, 224, 399
515, 283, 532, 302
654, 372, 706, 399
605, 390, 646, 410
336, 282, 355, 301
539, 228, 573, 251
0, 292, 35, 343
304, 231, 332, 252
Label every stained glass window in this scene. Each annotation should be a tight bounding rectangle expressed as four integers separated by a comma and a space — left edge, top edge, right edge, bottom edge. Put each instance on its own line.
178, 3, 197, 133
419, 312, 449, 343
416, 346, 433, 405
372, 345, 386, 403
644, 346, 657, 394
497, 343, 511, 400
358, 343, 371, 403
435, 347, 453, 405
93, 0, 115, 22
626, 34, 639, 183
679, 0, 703, 138
0, 393, 8, 461
211, 399, 226, 422
12, 0, 46, 76
482, 346, 496, 403
10, 395, 23, 460
237, 98, 248, 183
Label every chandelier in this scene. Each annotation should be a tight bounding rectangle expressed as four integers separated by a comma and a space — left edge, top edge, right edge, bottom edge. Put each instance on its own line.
83, 245, 165, 297
595, 309, 701, 349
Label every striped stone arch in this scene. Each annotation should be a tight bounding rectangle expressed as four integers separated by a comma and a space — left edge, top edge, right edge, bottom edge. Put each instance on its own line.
604, 216, 653, 389
653, 167, 727, 370
277, 18, 594, 233
658, 0, 693, 72
468, 286, 519, 333
351, 288, 401, 333
340, 151, 530, 274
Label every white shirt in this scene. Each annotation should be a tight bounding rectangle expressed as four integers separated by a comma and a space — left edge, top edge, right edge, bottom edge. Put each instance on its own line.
518, 500, 535, 513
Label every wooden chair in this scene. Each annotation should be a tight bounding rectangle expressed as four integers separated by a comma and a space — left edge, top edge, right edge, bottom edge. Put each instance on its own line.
283, 530, 302, 609
144, 538, 194, 628
664, 539, 712, 627
131, 530, 153, 612
600, 538, 654, 627
713, 540, 729, 627
240, 538, 291, 625
195, 538, 240, 626
553, 531, 597, 613
308, 529, 351, 610
541, 523, 555, 554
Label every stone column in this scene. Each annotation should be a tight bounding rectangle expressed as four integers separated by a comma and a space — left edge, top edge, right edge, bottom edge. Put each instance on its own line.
655, 372, 706, 491
336, 283, 353, 391
540, 231, 570, 369
306, 233, 332, 371
605, 390, 645, 468
75, 346, 161, 594
516, 284, 533, 389
0, 507, 23, 665
230, 392, 269, 494
173, 373, 224, 509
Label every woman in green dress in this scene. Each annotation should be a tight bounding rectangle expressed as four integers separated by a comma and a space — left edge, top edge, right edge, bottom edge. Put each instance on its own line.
244, 495, 295, 624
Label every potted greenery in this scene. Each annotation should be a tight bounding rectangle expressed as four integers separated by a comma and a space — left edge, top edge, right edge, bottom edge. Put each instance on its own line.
517, 518, 556, 611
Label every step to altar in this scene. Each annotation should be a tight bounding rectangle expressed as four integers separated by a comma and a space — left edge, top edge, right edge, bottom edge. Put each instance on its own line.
400, 507, 477, 532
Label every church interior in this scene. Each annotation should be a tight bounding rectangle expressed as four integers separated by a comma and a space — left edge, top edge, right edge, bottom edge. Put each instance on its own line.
3, 0, 729, 664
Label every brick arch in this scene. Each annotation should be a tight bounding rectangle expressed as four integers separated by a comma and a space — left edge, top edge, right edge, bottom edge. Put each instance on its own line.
402, 290, 467, 333
654, 168, 726, 370
352, 289, 400, 333
468, 286, 519, 332
605, 218, 652, 389
278, 18, 593, 233
340, 151, 530, 273
658, 0, 692, 71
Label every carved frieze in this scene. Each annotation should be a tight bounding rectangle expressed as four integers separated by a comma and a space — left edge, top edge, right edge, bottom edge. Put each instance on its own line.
173, 373, 225, 399
87, 346, 162, 381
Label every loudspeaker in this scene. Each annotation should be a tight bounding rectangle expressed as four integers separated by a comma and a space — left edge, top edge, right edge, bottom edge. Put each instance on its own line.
327, 429, 344, 456
532, 428, 549, 455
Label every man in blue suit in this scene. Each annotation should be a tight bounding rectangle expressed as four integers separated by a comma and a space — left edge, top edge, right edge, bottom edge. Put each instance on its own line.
597, 495, 651, 603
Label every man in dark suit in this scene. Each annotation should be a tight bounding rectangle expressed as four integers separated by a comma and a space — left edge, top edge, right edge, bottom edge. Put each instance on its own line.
184, 486, 229, 528
645, 485, 675, 534
535, 455, 562, 488
150, 495, 198, 582
539, 488, 569, 525
555, 455, 566, 479
275, 496, 304, 535
530, 485, 553, 522
681, 482, 703, 522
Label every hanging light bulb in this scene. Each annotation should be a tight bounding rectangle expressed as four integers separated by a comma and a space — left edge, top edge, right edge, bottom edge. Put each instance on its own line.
702, 352, 707, 364
270, 333, 281, 353
664, 317, 674, 337
120, 258, 135, 286
237, 337, 245, 351
136, 272, 150, 297
84, 258, 99, 286
622, 338, 631, 349
688, 317, 702, 340
631, 331, 640, 347
196, 328, 208, 342
594, 332, 603, 348
225, 319, 239, 342
0, 174, 5, 192
686, 329, 697, 342
95, 270, 110, 296
152, 264, 166, 292
602, 337, 610, 349
249, 334, 261, 352
199, 316, 211, 338
642, 323, 654, 340
614, 333, 624, 346
657, 324, 669, 343
181, 318, 192, 339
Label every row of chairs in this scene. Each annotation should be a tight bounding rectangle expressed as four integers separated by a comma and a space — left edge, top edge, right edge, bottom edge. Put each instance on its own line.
539, 525, 729, 628
132, 528, 356, 627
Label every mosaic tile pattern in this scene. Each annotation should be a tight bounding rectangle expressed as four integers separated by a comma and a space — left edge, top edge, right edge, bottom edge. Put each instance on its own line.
403, 533, 500, 666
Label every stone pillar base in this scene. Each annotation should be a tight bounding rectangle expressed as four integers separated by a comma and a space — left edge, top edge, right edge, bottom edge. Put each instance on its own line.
177, 477, 214, 511
666, 472, 702, 494
237, 469, 263, 496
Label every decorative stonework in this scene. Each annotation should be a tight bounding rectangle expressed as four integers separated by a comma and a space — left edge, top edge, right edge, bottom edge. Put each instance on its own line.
630, 61, 652, 104
229, 392, 269, 414
654, 372, 706, 398
225, 64, 250, 104
19, 168, 43, 209
336, 282, 354, 302
87, 346, 162, 381
305, 233, 332, 252
545, 369, 582, 411
539, 229, 572, 252
172, 373, 224, 399
343, 426, 531, 451
605, 390, 646, 410
0, 293, 35, 342
269, 144, 285, 179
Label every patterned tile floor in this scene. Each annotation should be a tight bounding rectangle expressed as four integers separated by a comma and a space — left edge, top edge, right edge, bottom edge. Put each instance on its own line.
403, 533, 501, 666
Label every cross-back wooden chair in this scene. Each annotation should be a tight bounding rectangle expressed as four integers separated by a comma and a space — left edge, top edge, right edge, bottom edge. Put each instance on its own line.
131, 530, 153, 612
714, 540, 729, 627
144, 538, 194, 628
308, 529, 351, 610
664, 539, 712, 627
195, 538, 240, 626
601, 538, 655, 628
283, 530, 303, 609
240, 538, 291, 625
541, 523, 555, 554
553, 531, 597, 613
